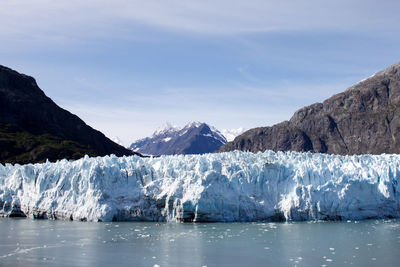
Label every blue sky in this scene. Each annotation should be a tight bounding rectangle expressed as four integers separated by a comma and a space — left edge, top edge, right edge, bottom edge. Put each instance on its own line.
1, 0, 400, 145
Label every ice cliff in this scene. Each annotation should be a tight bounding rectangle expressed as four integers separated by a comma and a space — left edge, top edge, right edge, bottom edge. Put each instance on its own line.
0, 151, 399, 222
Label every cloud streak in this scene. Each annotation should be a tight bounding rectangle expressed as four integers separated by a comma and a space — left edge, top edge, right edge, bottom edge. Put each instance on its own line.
1, 1, 399, 146
1, 0, 399, 45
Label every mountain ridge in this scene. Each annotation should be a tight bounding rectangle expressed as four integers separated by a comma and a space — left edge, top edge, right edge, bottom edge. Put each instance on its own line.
0, 65, 139, 164
220, 62, 400, 155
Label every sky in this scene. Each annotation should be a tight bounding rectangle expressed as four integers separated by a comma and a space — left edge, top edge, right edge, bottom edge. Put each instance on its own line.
1, 0, 400, 146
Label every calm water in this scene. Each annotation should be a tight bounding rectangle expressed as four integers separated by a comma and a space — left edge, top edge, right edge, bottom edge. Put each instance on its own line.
0, 218, 399, 266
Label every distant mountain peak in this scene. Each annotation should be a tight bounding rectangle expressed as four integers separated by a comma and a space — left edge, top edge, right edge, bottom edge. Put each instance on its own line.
220, 127, 246, 142
129, 122, 227, 155
184, 121, 203, 129
152, 122, 179, 137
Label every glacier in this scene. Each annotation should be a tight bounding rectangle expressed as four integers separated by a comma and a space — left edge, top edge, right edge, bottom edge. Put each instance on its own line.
0, 151, 399, 222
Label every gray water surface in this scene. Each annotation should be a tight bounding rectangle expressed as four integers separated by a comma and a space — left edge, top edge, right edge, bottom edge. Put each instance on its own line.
0, 218, 399, 266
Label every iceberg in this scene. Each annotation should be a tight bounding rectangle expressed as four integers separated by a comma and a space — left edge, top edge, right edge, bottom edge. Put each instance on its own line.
0, 151, 399, 222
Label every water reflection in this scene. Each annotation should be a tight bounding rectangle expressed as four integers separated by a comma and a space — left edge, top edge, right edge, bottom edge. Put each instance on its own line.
0, 219, 399, 266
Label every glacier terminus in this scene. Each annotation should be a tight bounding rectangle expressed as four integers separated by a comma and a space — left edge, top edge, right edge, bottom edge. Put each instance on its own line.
0, 151, 399, 222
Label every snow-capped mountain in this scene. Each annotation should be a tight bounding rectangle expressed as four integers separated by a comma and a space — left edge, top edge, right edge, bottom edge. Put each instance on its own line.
152, 122, 179, 136
129, 122, 227, 155
220, 127, 246, 142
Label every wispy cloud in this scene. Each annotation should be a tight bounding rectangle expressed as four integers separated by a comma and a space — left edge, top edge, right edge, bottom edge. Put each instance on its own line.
1, 0, 398, 145
1, 0, 399, 46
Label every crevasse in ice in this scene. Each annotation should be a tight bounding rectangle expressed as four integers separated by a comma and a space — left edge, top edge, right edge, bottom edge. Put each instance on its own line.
0, 151, 399, 222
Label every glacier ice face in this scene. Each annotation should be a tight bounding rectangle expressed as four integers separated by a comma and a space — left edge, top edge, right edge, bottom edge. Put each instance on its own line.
0, 151, 399, 222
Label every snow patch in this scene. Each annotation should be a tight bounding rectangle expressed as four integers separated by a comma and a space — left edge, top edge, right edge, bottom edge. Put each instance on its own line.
358, 72, 378, 84
112, 137, 124, 147
153, 122, 179, 137
221, 127, 246, 142
184, 121, 202, 129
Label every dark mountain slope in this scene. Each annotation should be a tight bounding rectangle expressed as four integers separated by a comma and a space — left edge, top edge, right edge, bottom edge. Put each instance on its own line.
0, 65, 138, 164
220, 62, 400, 155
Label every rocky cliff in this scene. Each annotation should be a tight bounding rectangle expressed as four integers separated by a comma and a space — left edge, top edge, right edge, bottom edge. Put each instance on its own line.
0, 65, 138, 164
220, 62, 400, 155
